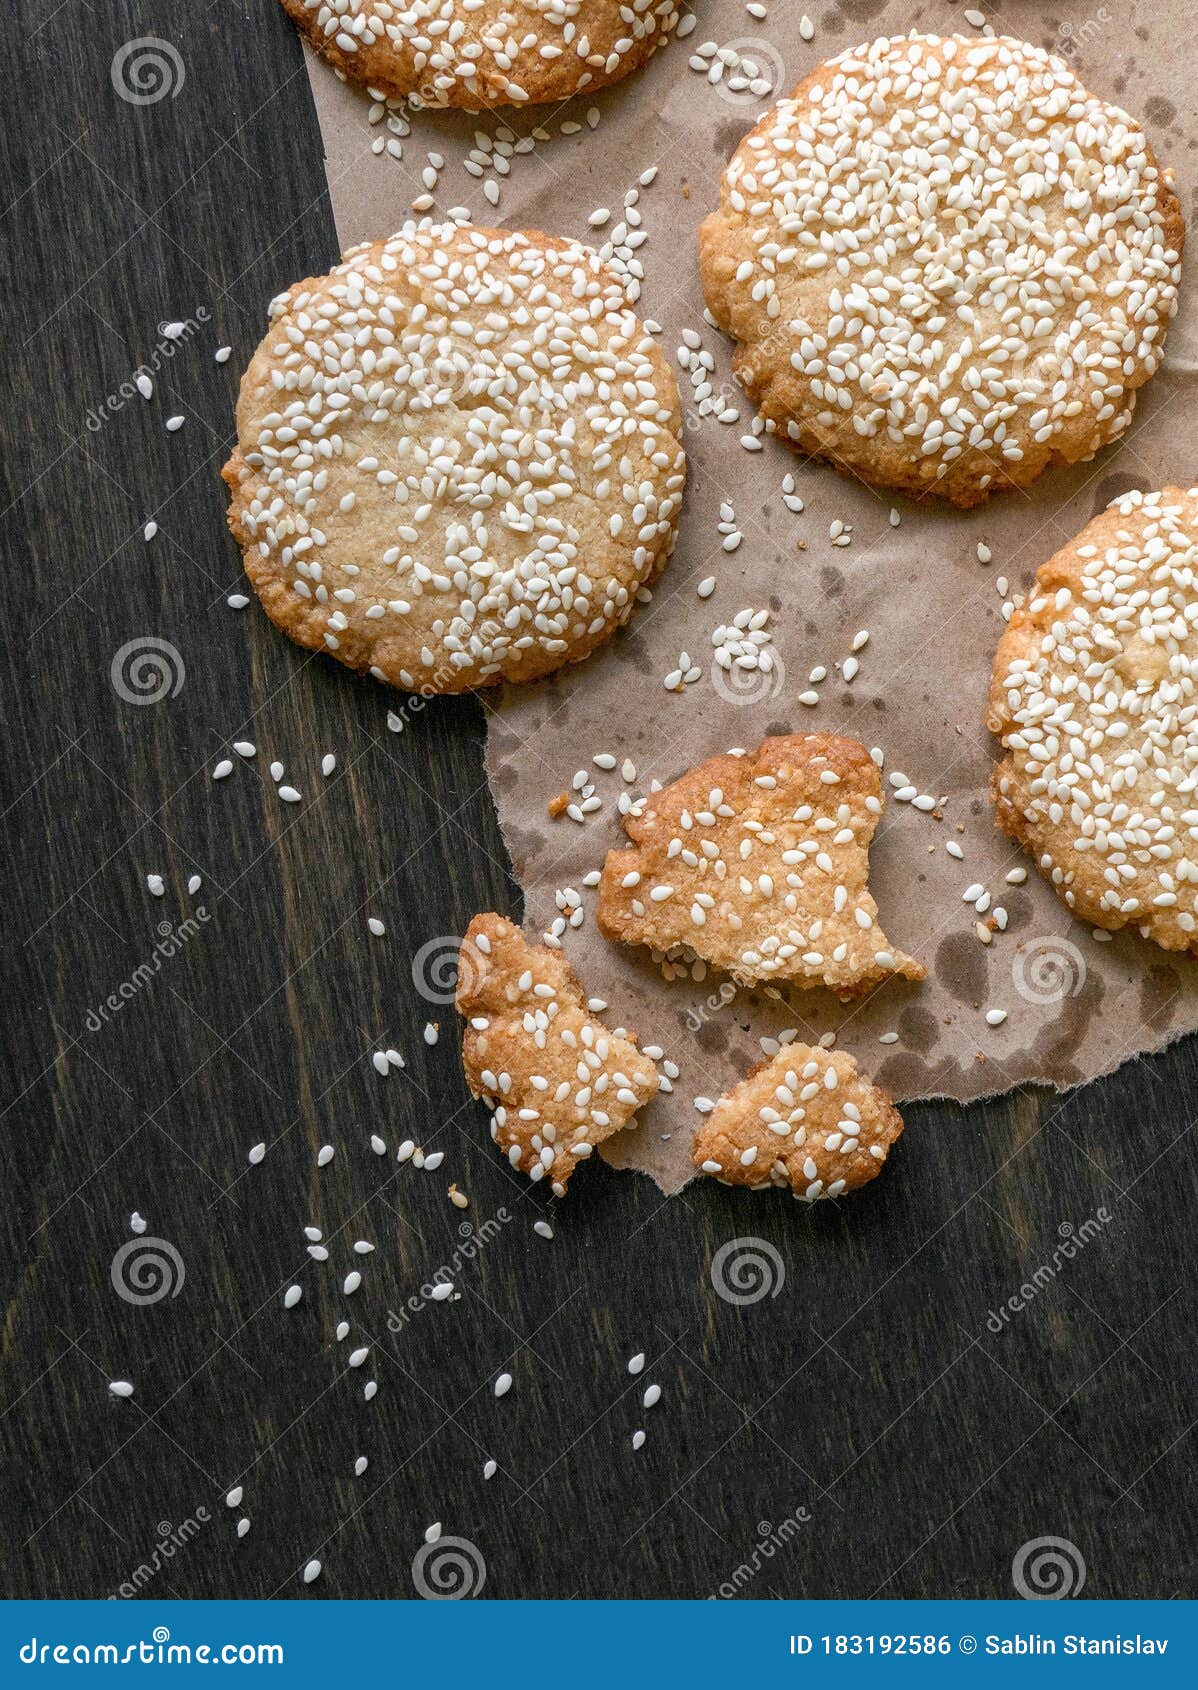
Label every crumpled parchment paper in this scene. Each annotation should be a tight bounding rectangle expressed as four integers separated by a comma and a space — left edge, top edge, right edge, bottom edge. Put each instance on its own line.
303, 0, 1198, 1191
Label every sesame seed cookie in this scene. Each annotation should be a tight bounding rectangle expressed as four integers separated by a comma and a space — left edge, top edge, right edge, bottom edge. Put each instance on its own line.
693, 1044, 903, 1202
222, 223, 685, 693
988, 487, 1198, 952
699, 32, 1183, 508
596, 733, 924, 1000
278, 0, 683, 110
456, 913, 659, 1193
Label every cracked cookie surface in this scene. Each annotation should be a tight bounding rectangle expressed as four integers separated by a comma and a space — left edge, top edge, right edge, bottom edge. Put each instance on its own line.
456, 913, 659, 1193
596, 733, 923, 1000
693, 1044, 904, 1202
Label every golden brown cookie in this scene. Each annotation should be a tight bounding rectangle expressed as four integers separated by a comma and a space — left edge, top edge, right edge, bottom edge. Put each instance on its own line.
693, 1044, 904, 1201
596, 733, 923, 1000
699, 33, 1183, 508
988, 486, 1198, 952
456, 913, 659, 1193
223, 223, 684, 694
278, 0, 683, 110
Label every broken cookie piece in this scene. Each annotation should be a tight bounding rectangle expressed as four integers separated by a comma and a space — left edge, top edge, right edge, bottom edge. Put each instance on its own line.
596, 734, 923, 1001
692, 1044, 904, 1202
456, 914, 659, 1194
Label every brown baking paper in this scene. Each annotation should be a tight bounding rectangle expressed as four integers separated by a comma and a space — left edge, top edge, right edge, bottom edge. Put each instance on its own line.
303, 2, 1198, 1191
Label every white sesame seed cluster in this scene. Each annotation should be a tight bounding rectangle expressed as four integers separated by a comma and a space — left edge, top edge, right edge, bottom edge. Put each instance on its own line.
692, 1044, 904, 1200
223, 222, 685, 692
990, 487, 1198, 952
281, 0, 683, 109
699, 32, 1184, 507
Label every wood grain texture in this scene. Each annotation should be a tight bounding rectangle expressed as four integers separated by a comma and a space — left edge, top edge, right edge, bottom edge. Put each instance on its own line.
2, 0, 1196, 1602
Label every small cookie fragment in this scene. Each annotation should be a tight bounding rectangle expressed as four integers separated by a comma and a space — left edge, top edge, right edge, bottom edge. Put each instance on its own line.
596, 734, 923, 1000
456, 914, 658, 1193
698, 33, 1183, 507
278, 0, 684, 111
988, 486, 1198, 951
692, 1045, 904, 1202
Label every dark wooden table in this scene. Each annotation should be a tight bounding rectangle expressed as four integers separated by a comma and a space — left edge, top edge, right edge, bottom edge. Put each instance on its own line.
3, 0, 1195, 1602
